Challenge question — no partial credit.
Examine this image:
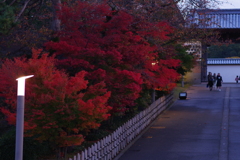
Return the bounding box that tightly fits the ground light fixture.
[179,92,187,100]
[15,75,34,160]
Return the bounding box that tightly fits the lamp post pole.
[15,75,34,160]
[151,62,156,103]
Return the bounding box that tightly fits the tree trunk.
[151,89,155,103]
[201,43,208,82]
[51,0,61,32]
[181,74,184,87]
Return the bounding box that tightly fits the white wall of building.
[207,65,240,83]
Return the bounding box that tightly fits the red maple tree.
[0,49,112,148]
[45,1,180,114]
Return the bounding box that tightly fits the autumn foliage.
[45,1,180,113]
[0,49,111,147]
[0,1,184,155]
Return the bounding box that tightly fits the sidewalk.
[116,83,240,160]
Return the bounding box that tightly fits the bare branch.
[14,0,31,23]
[9,0,17,6]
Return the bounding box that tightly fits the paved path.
[117,83,240,160]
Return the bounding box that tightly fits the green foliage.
[174,44,196,75]
[85,129,111,142]
[135,90,152,111]
[0,4,16,34]
[207,44,240,58]
[0,128,51,160]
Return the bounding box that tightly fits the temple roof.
[190,9,240,29]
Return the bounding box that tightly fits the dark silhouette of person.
[207,72,214,91]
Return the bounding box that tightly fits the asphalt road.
[116,83,240,160]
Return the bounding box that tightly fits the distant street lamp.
[151,62,156,103]
[15,75,34,160]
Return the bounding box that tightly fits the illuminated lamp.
[179,92,187,100]
[15,75,34,160]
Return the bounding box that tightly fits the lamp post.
[151,62,156,103]
[15,75,34,160]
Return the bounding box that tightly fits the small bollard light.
[179,92,187,100]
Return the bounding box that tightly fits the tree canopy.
[45,1,181,114]
[208,44,240,58]
[0,48,112,149]
[0,0,226,159]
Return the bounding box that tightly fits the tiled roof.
[190,9,240,29]
[208,58,240,64]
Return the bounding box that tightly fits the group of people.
[207,72,223,91]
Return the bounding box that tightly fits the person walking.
[216,73,223,91]
[235,76,239,83]
[213,73,217,89]
[207,72,214,91]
